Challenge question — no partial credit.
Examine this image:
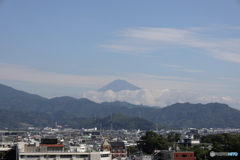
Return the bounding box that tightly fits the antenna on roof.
[168,146,172,151]
[176,146,180,151]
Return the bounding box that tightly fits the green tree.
[167,132,180,142]
[189,145,209,160]
[127,146,138,156]
[167,132,175,142]
[201,133,240,160]
[194,133,200,139]
[138,131,167,154]
[174,133,181,142]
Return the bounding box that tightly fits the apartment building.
[17,138,111,160]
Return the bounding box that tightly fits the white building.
[17,141,111,160]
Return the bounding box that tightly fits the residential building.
[109,142,127,159]
[153,150,196,160]
[18,138,111,160]
[179,138,200,147]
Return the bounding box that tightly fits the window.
[44,155,56,158]
[26,155,40,158]
[101,154,109,157]
[76,155,88,158]
[20,155,26,158]
[182,154,187,157]
[60,155,72,158]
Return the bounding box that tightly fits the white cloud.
[101,27,240,64]
[80,89,240,110]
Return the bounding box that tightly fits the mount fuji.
[98,79,141,92]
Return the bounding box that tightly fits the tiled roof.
[109,142,125,147]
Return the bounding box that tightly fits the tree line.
[137,131,240,160]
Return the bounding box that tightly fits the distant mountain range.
[98,79,141,92]
[1,83,240,129]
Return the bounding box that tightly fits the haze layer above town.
[0,1,240,109]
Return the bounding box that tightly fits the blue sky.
[0,1,240,108]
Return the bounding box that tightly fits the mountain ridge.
[1,83,240,128]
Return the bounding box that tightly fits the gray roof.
[109,142,125,148]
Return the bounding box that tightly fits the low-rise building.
[18,138,111,160]
[179,138,200,147]
[109,142,127,159]
[153,150,196,160]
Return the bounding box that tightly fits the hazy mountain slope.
[0,84,48,111]
[0,84,46,100]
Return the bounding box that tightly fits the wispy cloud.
[176,69,203,73]
[0,63,120,88]
[210,24,240,31]
[99,44,153,55]
[126,73,230,93]
[160,63,183,68]
[0,63,230,94]
[159,63,203,73]
[218,77,240,82]
[100,27,240,64]
[0,63,198,89]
